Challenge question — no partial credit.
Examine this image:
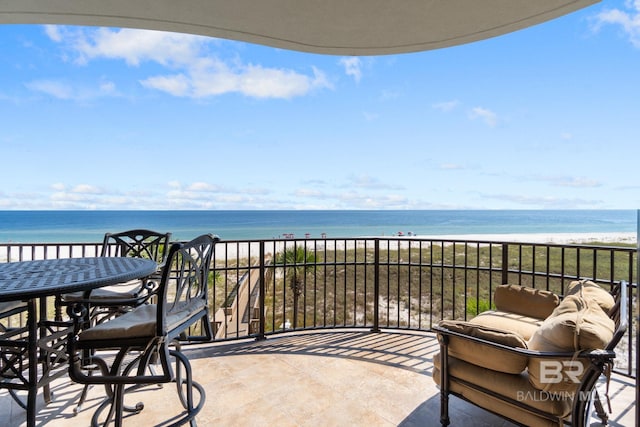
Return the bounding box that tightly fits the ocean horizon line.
[1,231,637,264]
[0,210,637,244]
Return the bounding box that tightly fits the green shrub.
[466,298,494,317]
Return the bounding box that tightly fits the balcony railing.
[1,237,637,378]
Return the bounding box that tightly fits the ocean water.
[0,210,636,243]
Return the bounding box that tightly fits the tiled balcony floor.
[1,330,636,426]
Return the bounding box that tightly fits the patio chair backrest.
[156,233,218,339]
[100,229,171,265]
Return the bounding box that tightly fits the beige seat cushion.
[470,310,543,341]
[433,354,571,425]
[528,355,587,393]
[62,279,142,301]
[494,284,559,319]
[566,280,615,313]
[79,304,157,340]
[437,320,528,374]
[79,300,206,341]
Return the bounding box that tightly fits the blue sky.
[1,1,639,210]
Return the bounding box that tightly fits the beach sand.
[415,232,637,245]
[1,232,636,262]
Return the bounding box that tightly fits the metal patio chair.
[56,229,172,414]
[57,229,171,326]
[0,300,36,411]
[67,234,218,426]
[0,299,71,426]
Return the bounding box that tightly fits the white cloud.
[593,1,640,48]
[432,100,460,112]
[44,25,63,42]
[346,174,403,190]
[294,188,326,198]
[484,193,602,209]
[187,182,223,192]
[50,183,66,191]
[46,26,332,99]
[245,65,330,98]
[469,107,498,127]
[71,184,104,194]
[521,174,602,189]
[140,74,191,96]
[66,27,207,66]
[549,176,601,188]
[26,78,118,100]
[25,80,73,99]
[336,191,408,209]
[339,57,363,83]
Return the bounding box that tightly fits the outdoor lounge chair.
[433,279,628,427]
[67,233,218,426]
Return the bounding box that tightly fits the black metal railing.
[1,237,637,378]
[210,237,637,379]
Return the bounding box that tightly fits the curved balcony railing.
[1,237,637,379]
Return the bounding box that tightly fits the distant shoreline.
[1,209,636,243]
[1,232,636,262]
[410,232,637,245]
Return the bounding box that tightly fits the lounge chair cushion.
[494,284,559,319]
[527,292,615,392]
[527,355,589,393]
[528,294,614,352]
[566,280,615,313]
[437,320,528,374]
[469,310,543,341]
[433,355,571,425]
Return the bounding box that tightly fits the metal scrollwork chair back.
[57,229,171,326]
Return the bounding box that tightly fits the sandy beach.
[415,232,637,245]
[199,232,639,260]
[0,232,636,262]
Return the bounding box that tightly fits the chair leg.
[74,383,92,415]
[73,357,112,415]
[26,387,37,427]
[593,390,609,425]
[439,342,451,426]
[170,349,205,425]
[89,382,145,427]
[180,314,214,342]
[113,384,125,427]
[27,299,38,427]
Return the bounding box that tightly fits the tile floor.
[1,330,636,426]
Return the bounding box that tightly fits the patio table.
[0,257,158,427]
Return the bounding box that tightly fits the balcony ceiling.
[0,0,598,55]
